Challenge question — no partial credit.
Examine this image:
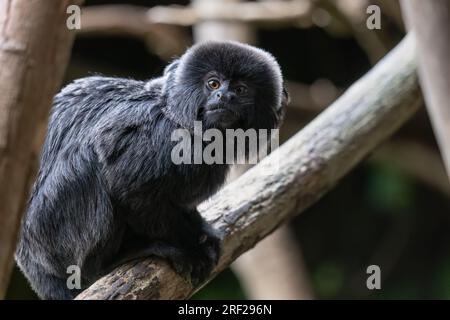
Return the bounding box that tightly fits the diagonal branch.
[76,35,421,300]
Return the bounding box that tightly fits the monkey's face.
[199,71,255,129]
[164,41,287,132]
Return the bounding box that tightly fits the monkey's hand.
[152,232,220,286]
[110,233,220,287]
[164,208,221,286]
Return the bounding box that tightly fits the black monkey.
[15,41,287,300]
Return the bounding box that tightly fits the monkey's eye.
[235,85,248,95]
[207,79,221,90]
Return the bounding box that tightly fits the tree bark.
[400,0,450,180]
[76,34,421,300]
[0,0,83,298]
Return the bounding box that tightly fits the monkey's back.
[15,76,164,297]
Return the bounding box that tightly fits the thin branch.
[373,0,404,30]
[76,35,420,300]
[371,141,450,197]
[150,0,312,27]
[79,1,311,31]
[315,0,388,63]
[80,5,151,38]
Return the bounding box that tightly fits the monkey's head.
[162,41,288,132]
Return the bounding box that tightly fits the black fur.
[15,41,286,299]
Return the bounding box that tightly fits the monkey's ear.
[280,86,291,114]
[281,86,290,109]
[274,86,289,122]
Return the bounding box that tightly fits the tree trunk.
[400,0,450,180]
[0,0,83,298]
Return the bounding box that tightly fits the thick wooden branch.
[400,0,450,180]
[77,35,421,300]
[0,0,83,298]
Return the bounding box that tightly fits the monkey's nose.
[216,91,236,103]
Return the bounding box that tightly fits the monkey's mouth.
[201,105,240,128]
[206,104,239,117]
